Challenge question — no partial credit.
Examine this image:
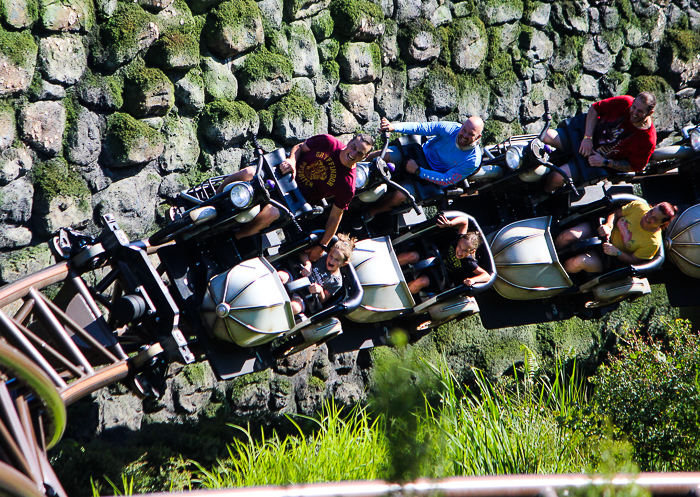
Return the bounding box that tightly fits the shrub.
[589,320,700,471]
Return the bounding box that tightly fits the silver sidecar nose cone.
[215,303,231,318]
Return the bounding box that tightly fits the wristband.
[616,250,622,257]
[583,135,593,140]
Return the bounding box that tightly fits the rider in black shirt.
[397,214,489,294]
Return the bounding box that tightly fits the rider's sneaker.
[168,206,182,222]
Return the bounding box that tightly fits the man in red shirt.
[543,92,657,192]
[219,133,373,261]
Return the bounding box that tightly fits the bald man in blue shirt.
[363,116,484,218]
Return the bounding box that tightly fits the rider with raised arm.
[218,133,373,259]
[361,116,484,219]
[555,200,676,274]
[543,92,657,192]
[397,213,490,294]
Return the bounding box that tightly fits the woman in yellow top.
[555,200,677,273]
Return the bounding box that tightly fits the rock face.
[0,0,697,446]
[0,0,692,259]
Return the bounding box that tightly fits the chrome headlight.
[691,127,700,152]
[505,146,523,171]
[229,182,254,208]
[355,163,369,189]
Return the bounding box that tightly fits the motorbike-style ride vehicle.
[147,137,366,378]
[472,190,664,329]
[330,211,496,352]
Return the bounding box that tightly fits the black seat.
[262,148,315,218]
[393,137,445,204]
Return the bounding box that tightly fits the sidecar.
[477,192,665,329]
[335,211,496,351]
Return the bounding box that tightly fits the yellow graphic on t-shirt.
[299,157,337,187]
[304,160,328,181]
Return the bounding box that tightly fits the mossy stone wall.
[0,0,699,443]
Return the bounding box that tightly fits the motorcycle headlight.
[229,182,254,208]
[691,127,700,152]
[355,163,368,190]
[505,146,523,171]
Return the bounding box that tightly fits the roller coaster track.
[0,240,699,496]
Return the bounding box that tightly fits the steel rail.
[144,474,700,497]
[60,360,130,406]
[0,262,70,309]
[0,461,46,497]
[0,342,67,450]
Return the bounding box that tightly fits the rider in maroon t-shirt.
[218,133,373,261]
[543,92,657,192]
[294,134,357,210]
[280,133,373,261]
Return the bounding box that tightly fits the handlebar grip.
[543,100,550,114]
[251,134,262,152]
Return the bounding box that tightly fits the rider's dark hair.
[656,202,678,229]
[637,91,657,112]
[354,133,375,149]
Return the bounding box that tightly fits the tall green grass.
[192,351,618,490]
[194,402,387,488]
[87,351,644,494]
[428,353,594,475]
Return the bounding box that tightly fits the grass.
[431,352,593,476]
[188,352,628,490]
[80,314,700,495]
[194,403,387,488]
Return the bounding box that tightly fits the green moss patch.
[106,112,163,161]
[329,0,382,38]
[147,21,200,69]
[100,3,153,52]
[270,86,320,124]
[124,65,171,95]
[199,99,259,141]
[629,75,673,96]
[77,68,124,110]
[239,47,293,83]
[318,38,340,61]
[203,0,261,47]
[311,10,334,40]
[398,18,439,53]
[33,157,90,207]
[666,29,700,63]
[0,28,38,67]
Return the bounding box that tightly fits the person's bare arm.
[464,265,490,286]
[279,142,311,177]
[579,107,599,157]
[298,251,312,276]
[602,243,643,265]
[307,205,344,261]
[598,208,621,239]
[436,213,470,234]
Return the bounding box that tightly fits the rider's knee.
[397,251,420,266]
[261,204,280,223]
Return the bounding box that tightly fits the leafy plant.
[588,320,700,471]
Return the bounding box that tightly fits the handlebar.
[252,134,265,178]
[537,99,552,142]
